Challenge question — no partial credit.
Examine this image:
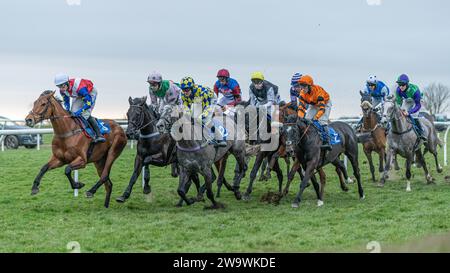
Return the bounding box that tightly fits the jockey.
[293,75,332,150]
[249,71,280,121]
[147,71,182,116]
[213,69,242,108]
[180,76,227,147]
[288,72,303,110]
[395,74,427,141]
[355,75,390,131]
[54,73,105,143]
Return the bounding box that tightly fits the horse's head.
[156,104,181,134]
[25,90,58,127]
[126,96,150,139]
[385,95,400,121]
[359,90,373,114]
[282,114,300,152]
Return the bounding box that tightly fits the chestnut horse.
[25,91,127,208]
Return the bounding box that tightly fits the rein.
[176,141,209,152]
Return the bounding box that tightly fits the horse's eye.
[41,103,46,106]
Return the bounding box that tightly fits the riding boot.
[320,125,332,151]
[88,116,106,143]
[414,118,427,142]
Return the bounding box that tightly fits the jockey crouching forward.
[249,71,280,119]
[293,75,332,151]
[180,76,227,148]
[54,73,105,143]
[395,74,427,141]
[147,71,182,117]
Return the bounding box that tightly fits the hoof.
[291,202,299,208]
[438,168,443,174]
[360,195,366,200]
[85,191,94,198]
[406,187,411,192]
[346,178,354,184]
[234,191,242,200]
[115,196,127,203]
[341,186,349,192]
[377,182,385,188]
[242,194,251,201]
[143,187,151,195]
[31,188,39,195]
[205,202,225,210]
[317,200,324,207]
[74,182,85,190]
[186,198,196,206]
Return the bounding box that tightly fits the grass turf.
[0,134,449,252]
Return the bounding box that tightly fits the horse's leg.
[284,156,291,178]
[231,150,246,200]
[271,159,283,194]
[310,173,323,207]
[192,173,204,202]
[244,152,267,200]
[345,150,365,200]
[416,149,433,185]
[86,157,106,198]
[116,155,143,203]
[258,157,269,181]
[142,164,151,194]
[283,159,301,196]
[405,156,413,192]
[332,160,349,192]
[318,168,326,200]
[394,153,400,171]
[31,156,64,195]
[176,170,196,206]
[292,162,316,208]
[364,149,376,182]
[215,157,229,198]
[378,148,385,176]
[204,167,225,209]
[430,147,443,173]
[64,157,87,190]
[380,148,394,187]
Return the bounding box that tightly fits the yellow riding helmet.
[251,71,265,81]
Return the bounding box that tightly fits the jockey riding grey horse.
[380,96,442,191]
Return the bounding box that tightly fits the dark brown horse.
[358,91,387,182]
[25,91,127,208]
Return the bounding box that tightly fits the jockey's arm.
[313,96,327,120]
[60,92,71,111]
[395,92,403,106]
[232,84,242,105]
[78,88,93,111]
[409,91,422,114]
[381,85,390,97]
[297,97,308,118]
[148,88,158,105]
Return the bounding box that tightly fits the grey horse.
[157,105,247,208]
[380,98,443,191]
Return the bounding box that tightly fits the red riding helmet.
[217,69,230,78]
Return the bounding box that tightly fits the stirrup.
[94,136,106,143]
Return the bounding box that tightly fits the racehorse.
[157,105,247,208]
[283,116,365,207]
[25,90,127,208]
[278,104,354,198]
[380,97,442,191]
[358,91,387,182]
[116,97,202,206]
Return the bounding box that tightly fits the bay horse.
[358,91,387,182]
[25,90,127,208]
[283,117,365,208]
[380,97,442,191]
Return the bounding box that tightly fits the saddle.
[73,117,111,140]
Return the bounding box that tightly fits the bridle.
[387,103,414,135]
[29,95,72,123]
[128,104,158,132]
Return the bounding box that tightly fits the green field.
[0,134,449,253]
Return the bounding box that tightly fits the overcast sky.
[1,0,449,120]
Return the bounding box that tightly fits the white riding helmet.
[54,73,69,86]
[366,75,377,85]
[147,71,162,83]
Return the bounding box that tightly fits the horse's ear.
[129,96,132,105]
[51,90,56,96]
[141,96,147,105]
[359,90,364,97]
